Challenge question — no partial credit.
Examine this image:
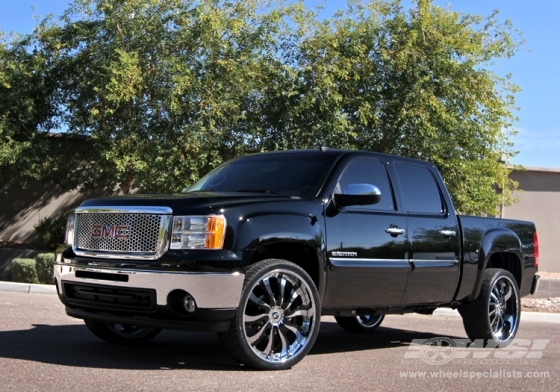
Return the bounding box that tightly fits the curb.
[432,307,560,323]
[0,281,57,294]
[533,278,560,299]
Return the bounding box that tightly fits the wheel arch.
[468,228,524,302]
[249,240,326,302]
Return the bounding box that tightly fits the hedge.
[11,258,39,284]
[10,253,55,284]
[35,253,55,284]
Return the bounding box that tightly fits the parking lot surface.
[0,292,558,391]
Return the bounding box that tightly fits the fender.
[234,210,328,301]
[468,228,524,302]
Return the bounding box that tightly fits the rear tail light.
[533,231,539,269]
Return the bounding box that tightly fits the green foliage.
[10,258,39,284]
[35,253,55,284]
[280,0,522,215]
[7,0,305,195]
[0,0,523,215]
[9,255,54,284]
[34,214,67,249]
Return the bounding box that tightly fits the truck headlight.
[65,214,76,246]
[170,215,226,250]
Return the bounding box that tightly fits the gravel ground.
[522,297,560,313]
[537,271,560,279]
[521,272,560,313]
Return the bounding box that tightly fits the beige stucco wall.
[0,180,89,243]
[504,168,560,272]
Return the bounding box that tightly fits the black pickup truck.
[55,149,539,370]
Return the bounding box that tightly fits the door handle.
[385,227,405,236]
[440,229,457,237]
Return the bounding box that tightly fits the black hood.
[78,191,298,213]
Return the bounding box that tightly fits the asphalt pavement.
[1,291,558,391]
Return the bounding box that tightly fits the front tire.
[84,319,162,345]
[335,313,384,333]
[218,259,321,370]
[460,268,520,346]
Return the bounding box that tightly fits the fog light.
[183,294,196,313]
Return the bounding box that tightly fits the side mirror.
[334,184,382,207]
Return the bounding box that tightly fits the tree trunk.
[121,171,134,195]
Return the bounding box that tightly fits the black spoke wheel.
[218,259,321,370]
[85,319,162,345]
[335,313,384,333]
[460,268,520,346]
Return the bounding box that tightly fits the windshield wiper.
[237,189,279,195]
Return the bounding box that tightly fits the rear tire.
[460,268,520,346]
[335,313,384,333]
[84,319,161,345]
[218,259,321,370]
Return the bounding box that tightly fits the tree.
[0,30,56,184]
[276,0,522,215]
[0,0,522,215]
[13,0,301,194]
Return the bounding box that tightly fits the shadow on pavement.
[311,320,465,356]
[0,319,465,371]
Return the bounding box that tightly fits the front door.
[323,158,410,308]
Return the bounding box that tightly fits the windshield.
[188,152,337,198]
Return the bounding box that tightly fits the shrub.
[11,258,39,284]
[35,253,55,284]
[34,214,68,249]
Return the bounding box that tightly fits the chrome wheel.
[460,268,520,346]
[335,312,384,333]
[488,275,519,342]
[219,259,320,370]
[356,314,384,329]
[243,269,316,363]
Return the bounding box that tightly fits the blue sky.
[2,0,559,168]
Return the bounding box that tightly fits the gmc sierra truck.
[55,149,539,370]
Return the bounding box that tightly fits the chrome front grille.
[77,213,161,252]
[73,206,172,260]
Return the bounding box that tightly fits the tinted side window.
[338,158,395,211]
[395,163,443,214]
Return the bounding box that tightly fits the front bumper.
[54,263,245,331]
[54,263,244,309]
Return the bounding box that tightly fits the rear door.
[393,162,461,304]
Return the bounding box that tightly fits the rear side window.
[395,163,444,214]
[337,158,395,211]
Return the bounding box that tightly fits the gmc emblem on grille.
[91,225,130,239]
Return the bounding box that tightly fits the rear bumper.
[531,274,540,295]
